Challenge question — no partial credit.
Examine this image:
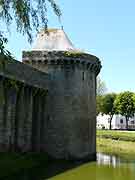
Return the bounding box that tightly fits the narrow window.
[82,72,85,81]
[120,119,123,124]
[131,121,134,124]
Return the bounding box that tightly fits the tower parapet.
[23,51,101,76]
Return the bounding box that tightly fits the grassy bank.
[97,138,135,159]
[97,130,135,142]
[0,152,49,178]
[97,130,135,159]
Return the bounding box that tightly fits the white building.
[97,114,135,129]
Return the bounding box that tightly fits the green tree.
[98,93,117,130]
[0,33,15,61]
[0,0,61,58]
[114,91,135,129]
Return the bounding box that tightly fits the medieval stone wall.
[0,59,49,152]
[0,50,101,161]
[43,65,97,160]
[23,51,101,160]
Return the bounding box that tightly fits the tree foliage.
[100,93,116,115]
[0,0,61,59]
[98,93,117,129]
[0,0,61,42]
[0,33,14,60]
[114,91,135,129]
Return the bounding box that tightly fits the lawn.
[97,130,135,159]
[97,130,135,142]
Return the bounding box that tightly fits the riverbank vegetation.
[97,130,135,142]
[97,130,135,159]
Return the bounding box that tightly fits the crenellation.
[23,51,101,75]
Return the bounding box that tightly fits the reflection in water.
[97,153,121,167]
[4,153,135,180]
[51,154,135,180]
[97,153,135,171]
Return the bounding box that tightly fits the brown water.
[5,153,135,180]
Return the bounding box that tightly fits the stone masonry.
[0,59,49,152]
[0,29,101,161]
[22,28,101,161]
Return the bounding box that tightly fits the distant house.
[97,114,135,130]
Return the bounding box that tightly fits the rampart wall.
[0,59,49,152]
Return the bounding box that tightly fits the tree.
[0,33,15,61]
[96,76,107,115]
[98,93,117,130]
[96,76,107,96]
[0,0,61,58]
[114,91,135,129]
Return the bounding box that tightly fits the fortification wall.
[0,59,49,152]
[23,51,101,160]
[44,65,97,160]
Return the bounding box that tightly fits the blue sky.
[3,0,135,93]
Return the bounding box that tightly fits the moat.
[5,152,135,180]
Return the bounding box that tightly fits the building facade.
[97,114,135,130]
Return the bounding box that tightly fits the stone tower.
[22,29,101,160]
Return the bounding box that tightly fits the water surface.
[5,153,135,180]
[50,153,135,180]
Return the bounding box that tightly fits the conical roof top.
[33,28,77,51]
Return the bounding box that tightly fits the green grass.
[97,130,135,159]
[97,138,135,159]
[97,130,135,142]
[0,152,49,178]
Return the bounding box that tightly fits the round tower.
[22,29,101,160]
